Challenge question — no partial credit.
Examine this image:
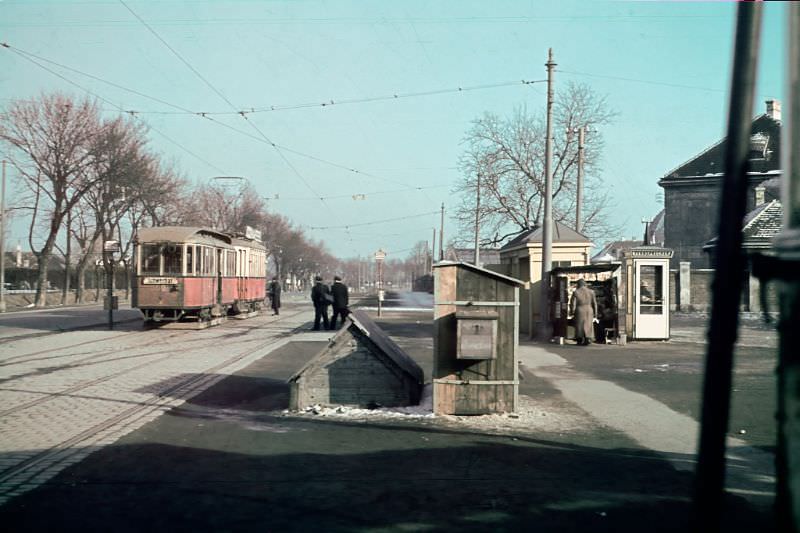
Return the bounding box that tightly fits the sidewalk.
[518,343,775,504]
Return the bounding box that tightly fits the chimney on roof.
[754,185,766,207]
[766,99,781,121]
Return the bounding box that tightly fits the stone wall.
[669,264,779,313]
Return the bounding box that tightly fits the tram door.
[634,261,669,339]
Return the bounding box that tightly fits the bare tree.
[453,82,619,248]
[0,93,105,306]
[179,181,266,233]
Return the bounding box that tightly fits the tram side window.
[163,245,182,274]
[200,247,210,276]
[227,251,235,276]
[186,245,194,276]
[141,244,161,275]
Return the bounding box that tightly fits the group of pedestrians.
[266,275,350,331]
[311,275,349,330]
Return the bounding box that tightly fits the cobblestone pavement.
[0,305,310,505]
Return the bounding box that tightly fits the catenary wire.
[307,211,439,230]
[117,1,357,248]
[1,44,230,175]
[0,42,442,193]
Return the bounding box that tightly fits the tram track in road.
[1,304,307,367]
[0,309,308,415]
[0,309,308,503]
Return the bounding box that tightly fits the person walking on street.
[569,279,598,346]
[329,275,349,329]
[268,276,281,315]
[311,275,331,330]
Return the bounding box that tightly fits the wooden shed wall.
[434,265,519,415]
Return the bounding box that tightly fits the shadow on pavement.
[2,360,775,532]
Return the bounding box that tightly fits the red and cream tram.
[132,226,266,323]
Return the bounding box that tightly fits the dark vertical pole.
[474,173,481,266]
[0,160,6,313]
[776,5,800,531]
[576,126,585,233]
[106,250,114,330]
[693,3,762,530]
[538,48,556,340]
[439,204,445,261]
[431,228,436,270]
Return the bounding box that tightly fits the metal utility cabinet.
[433,261,525,415]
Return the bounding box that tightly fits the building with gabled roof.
[497,221,592,337]
[658,100,782,268]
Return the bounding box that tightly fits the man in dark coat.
[569,279,598,346]
[310,275,331,330]
[268,276,281,315]
[329,275,349,329]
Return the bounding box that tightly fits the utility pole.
[576,126,585,233]
[474,173,481,267]
[439,203,445,261]
[537,48,556,340]
[0,160,6,313]
[431,228,436,271]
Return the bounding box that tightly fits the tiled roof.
[704,200,783,251]
[449,248,501,265]
[500,221,590,250]
[742,200,783,242]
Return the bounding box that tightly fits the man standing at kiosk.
[570,279,598,346]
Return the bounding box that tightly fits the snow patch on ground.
[281,384,594,436]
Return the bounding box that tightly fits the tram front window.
[141,244,161,275]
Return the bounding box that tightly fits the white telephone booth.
[621,246,673,340]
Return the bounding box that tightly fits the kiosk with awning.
[549,263,622,343]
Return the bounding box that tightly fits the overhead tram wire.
[86,79,545,116]
[2,43,438,206]
[307,211,440,231]
[117,0,358,249]
[0,41,511,197]
[277,184,448,201]
[1,43,230,176]
[0,44,545,116]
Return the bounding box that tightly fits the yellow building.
[498,222,592,337]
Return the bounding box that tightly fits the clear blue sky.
[0,0,787,260]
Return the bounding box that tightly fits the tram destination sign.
[143,277,179,285]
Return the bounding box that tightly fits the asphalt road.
[0,292,781,531]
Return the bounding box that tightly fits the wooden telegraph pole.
[537,48,556,340]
